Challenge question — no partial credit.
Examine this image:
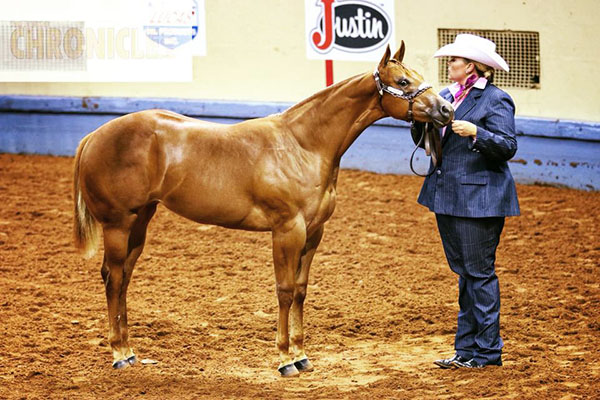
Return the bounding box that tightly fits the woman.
[418,34,520,368]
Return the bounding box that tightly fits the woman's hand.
[452,120,477,138]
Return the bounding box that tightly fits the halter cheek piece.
[372,68,432,122]
[373,68,439,177]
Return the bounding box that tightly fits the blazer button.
[436,169,442,175]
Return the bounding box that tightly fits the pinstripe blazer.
[417,82,520,217]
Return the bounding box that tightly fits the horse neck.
[282,72,386,164]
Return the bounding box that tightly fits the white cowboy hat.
[433,34,509,72]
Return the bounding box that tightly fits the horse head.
[374,41,454,128]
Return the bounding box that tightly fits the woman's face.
[447,57,474,84]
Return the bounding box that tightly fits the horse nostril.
[439,104,454,122]
[440,104,451,117]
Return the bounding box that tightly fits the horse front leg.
[289,225,324,373]
[272,216,306,377]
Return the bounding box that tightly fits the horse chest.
[310,186,337,227]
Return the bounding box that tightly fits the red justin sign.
[305,0,395,61]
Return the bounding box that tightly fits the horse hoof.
[127,355,137,365]
[112,359,130,369]
[278,363,300,377]
[294,357,314,372]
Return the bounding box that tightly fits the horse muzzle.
[429,98,454,128]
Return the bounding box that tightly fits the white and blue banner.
[0,0,206,82]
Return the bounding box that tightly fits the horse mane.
[282,73,369,118]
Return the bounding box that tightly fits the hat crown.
[455,34,496,53]
[433,33,509,71]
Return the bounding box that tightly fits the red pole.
[325,59,334,87]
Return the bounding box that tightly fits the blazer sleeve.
[469,90,518,162]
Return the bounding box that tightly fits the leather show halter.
[373,68,440,177]
[373,68,432,123]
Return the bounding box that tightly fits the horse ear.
[393,40,406,62]
[378,45,391,69]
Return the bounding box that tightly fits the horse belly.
[159,167,270,230]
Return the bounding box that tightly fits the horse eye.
[398,79,409,87]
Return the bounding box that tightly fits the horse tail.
[73,133,99,259]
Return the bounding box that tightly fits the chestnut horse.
[73,43,453,377]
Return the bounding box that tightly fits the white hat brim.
[434,42,509,72]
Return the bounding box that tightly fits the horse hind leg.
[117,203,157,367]
[101,224,131,369]
[101,203,157,369]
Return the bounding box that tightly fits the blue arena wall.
[0,95,599,191]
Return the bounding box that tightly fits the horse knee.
[294,285,307,304]
[277,286,294,308]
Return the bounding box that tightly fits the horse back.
[80,109,323,230]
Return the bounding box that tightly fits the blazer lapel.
[441,86,484,146]
[454,87,483,120]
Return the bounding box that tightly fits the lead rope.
[409,123,437,177]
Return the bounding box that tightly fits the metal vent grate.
[437,29,540,89]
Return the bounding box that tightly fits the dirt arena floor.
[0,153,598,399]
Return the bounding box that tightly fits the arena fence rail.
[0,95,598,191]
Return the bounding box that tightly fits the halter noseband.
[372,68,432,122]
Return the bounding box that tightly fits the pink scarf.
[454,73,479,102]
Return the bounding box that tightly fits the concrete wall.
[0,0,599,122]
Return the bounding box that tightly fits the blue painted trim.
[0,95,415,128]
[2,95,600,141]
[0,95,293,120]
[1,95,599,191]
[515,116,600,142]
